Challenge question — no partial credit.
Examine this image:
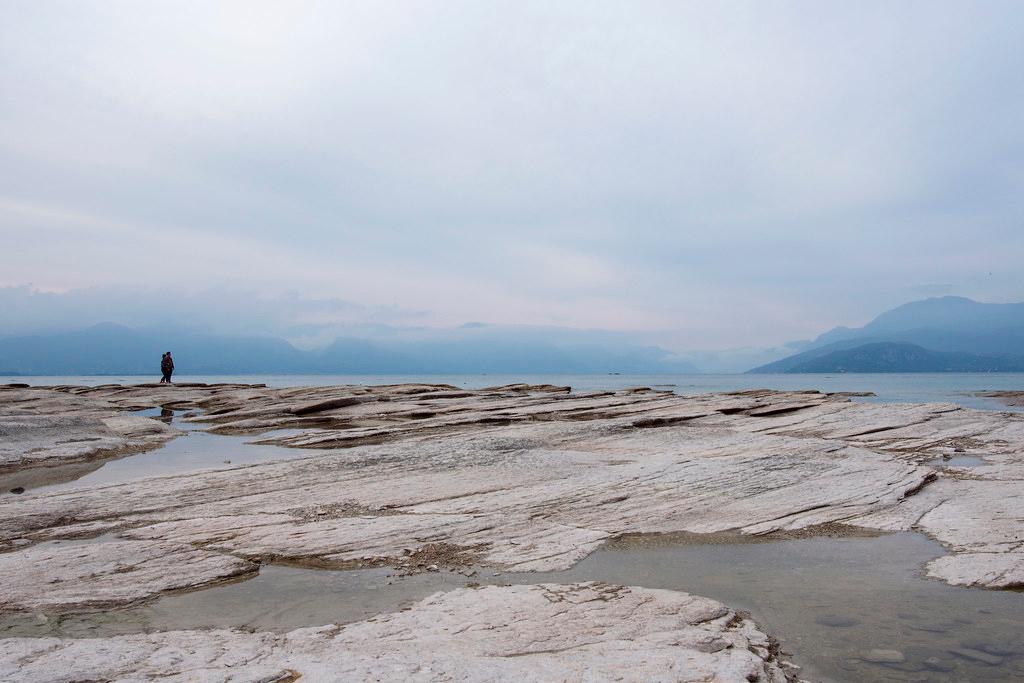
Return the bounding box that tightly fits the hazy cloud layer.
[0,285,426,348]
[2,1,1022,350]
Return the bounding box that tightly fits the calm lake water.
[4,372,1024,410]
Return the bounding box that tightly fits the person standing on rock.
[160,352,174,384]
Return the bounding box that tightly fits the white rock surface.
[926,552,1024,588]
[2,383,1023,613]
[5,382,1024,682]
[0,583,799,682]
[0,387,179,469]
[0,539,257,613]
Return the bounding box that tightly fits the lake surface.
[4,373,1024,411]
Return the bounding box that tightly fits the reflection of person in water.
[160,352,174,384]
[159,407,174,424]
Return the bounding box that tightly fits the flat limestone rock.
[0,539,257,613]
[0,583,799,682]
[926,552,1024,589]
[7,382,1024,682]
[3,383,1024,602]
[101,415,177,439]
[978,391,1024,407]
[0,420,930,584]
[289,395,375,415]
[0,388,179,470]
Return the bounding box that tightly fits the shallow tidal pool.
[527,531,1024,682]
[0,409,312,495]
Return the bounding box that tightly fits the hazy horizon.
[3,2,1023,356]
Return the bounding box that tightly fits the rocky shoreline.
[2,382,1023,681]
[978,390,1024,407]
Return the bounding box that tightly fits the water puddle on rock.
[2,410,315,495]
[4,532,1023,682]
[0,564,471,639]
[522,532,1024,682]
[927,454,987,468]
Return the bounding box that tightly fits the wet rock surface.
[978,390,1024,407]
[2,383,1022,595]
[0,539,257,613]
[6,531,1022,682]
[2,382,1024,680]
[948,646,1005,665]
[0,387,182,497]
[815,614,860,628]
[861,648,905,664]
[0,583,799,682]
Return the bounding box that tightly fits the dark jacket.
[161,355,174,373]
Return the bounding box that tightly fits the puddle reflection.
[3,410,320,495]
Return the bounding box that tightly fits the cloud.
[910,284,955,298]
[1,1,1022,350]
[0,285,426,347]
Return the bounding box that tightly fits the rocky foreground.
[1,583,796,682]
[2,381,1023,681]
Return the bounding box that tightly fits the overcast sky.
[1,1,1022,350]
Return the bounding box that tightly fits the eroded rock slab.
[978,391,1024,407]
[926,552,1024,589]
[0,583,799,682]
[0,539,257,613]
[1,383,1023,613]
[0,387,180,470]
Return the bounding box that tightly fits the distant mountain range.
[753,341,1024,373]
[749,297,1024,373]
[4,296,1022,376]
[0,323,697,376]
